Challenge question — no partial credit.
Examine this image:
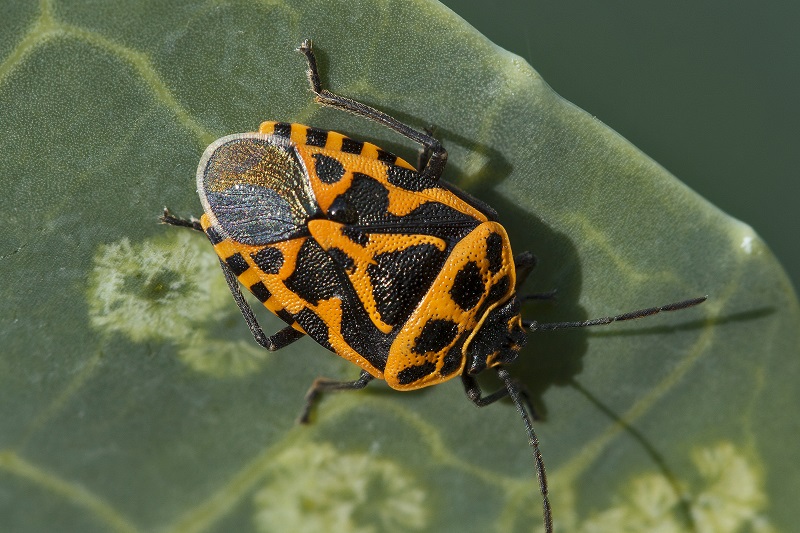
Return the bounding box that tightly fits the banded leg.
[218,258,305,351]
[297,39,448,181]
[299,370,375,424]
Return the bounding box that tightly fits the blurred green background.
[441,0,799,292]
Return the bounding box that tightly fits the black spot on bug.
[284,239,340,305]
[268,236,391,371]
[441,334,467,377]
[412,319,459,355]
[397,361,437,385]
[342,226,369,246]
[340,296,391,372]
[386,165,437,192]
[312,153,345,184]
[249,281,271,302]
[306,127,328,147]
[367,244,447,327]
[327,247,355,274]
[465,297,526,375]
[486,232,504,274]
[276,308,295,324]
[294,308,332,350]
[250,246,284,275]
[376,149,398,165]
[450,261,485,311]
[225,253,249,276]
[206,225,224,245]
[473,275,513,323]
[340,137,364,154]
[338,173,390,220]
[272,122,291,138]
[487,275,510,304]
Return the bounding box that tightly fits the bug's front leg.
[461,373,510,407]
[461,372,542,420]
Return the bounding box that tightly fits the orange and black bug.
[162,39,706,532]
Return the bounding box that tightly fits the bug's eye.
[327,196,358,224]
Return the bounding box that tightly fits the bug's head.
[465,296,527,375]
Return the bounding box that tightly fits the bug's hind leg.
[416,126,437,171]
[297,39,448,181]
[160,208,203,233]
[298,370,375,424]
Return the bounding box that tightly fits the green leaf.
[1,1,798,532]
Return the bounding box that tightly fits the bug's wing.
[197,133,320,246]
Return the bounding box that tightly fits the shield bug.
[162,39,706,533]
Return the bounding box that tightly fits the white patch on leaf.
[578,442,774,533]
[740,235,754,254]
[575,442,773,533]
[253,442,428,533]
[87,232,266,377]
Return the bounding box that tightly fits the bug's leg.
[160,208,204,233]
[461,373,541,419]
[514,251,537,289]
[416,126,436,171]
[218,259,306,351]
[297,39,448,181]
[461,373,511,407]
[523,289,558,302]
[298,370,375,424]
[514,251,558,301]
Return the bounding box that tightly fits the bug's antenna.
[497,367,553,533]
[523,296,707,331]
